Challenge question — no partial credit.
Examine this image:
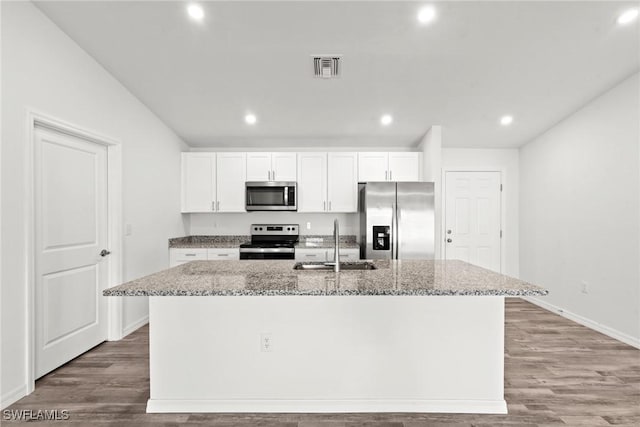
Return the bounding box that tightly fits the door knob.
[447,229,452,234]
[446,239,452,243]
[100,249,111,257]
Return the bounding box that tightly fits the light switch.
[306,222,311,230]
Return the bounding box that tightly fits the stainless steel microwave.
[245,182,297,211]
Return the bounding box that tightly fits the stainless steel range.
[239,224,299,260]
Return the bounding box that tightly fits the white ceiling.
[35,1,639,148]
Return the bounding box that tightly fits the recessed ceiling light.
[187,4,204,21]
[380,114,393,126]
[417,6,437,24]
[617,8,639,25]
[245,114,257,125]
[500,115,514,126]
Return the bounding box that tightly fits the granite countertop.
[169,235,360,249]
[103,259,548,297]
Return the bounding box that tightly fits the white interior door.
[444,171,501,272]
[34,127,109,378]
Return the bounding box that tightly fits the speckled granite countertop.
[169,235,360,249]
[103,259,547,297]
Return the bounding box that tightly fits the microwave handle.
[284,186,288,206]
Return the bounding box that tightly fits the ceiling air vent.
[312,55,342,78]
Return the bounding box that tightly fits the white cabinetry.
[297,152,327,212]
[246,152,296,181]
[181,153,216,212]
[170,248,240,267]
[295,247,360,262]
[357,152,420,182]
[182,152,246,213]
[216,152,246,212]
[327,152,358,212]
[297,152,358,213]
[295,248,328,261]
[207,248,240,260]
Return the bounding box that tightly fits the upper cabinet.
[297,152,327,212]
[181,152,246,213]
[246,152,296,181]
[298,152,358,213]
[357,152,420,182]
[327,152,358,212]
[216,152,247,212]
[181,153,216,212]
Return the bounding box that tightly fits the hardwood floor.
[5,299,639,426]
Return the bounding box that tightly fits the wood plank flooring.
[5,299,639,426]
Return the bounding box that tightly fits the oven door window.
[247,187,285,206]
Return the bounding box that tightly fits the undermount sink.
[293,261,377,271]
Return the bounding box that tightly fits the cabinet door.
[297,152,327,212]
[246,152,271,181]
[388,152,420,182]
[327,152,358,213]
[272,152,297,181]
[182,153,216,212]
[216,152,247,212]
[358,152,388,182]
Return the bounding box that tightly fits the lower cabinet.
[169,248,239,267]
[295,248,360,262]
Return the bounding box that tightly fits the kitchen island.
[104,259,547,414]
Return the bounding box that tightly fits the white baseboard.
[525,297,640,349]
[1,384,27,410]
[146,399,508,414]
[122,315,149,338]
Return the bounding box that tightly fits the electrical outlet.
[260,333,273,352]
[306,222,311,230]
[581,281,589,294]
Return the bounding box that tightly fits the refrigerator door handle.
[395,205,400,259]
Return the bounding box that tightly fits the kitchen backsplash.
[188,212,359,236]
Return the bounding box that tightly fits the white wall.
[520,73,640,347]
[1,2,188,407]
[420,126,443,258]
[190,213,358,237]
[442,148,520,277]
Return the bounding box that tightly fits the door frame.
[441,167,505,273]
[24,109,124,394]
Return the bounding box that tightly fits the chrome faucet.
[333,218,340,272]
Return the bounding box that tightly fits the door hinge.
[500,230,503,238]
[500,184,503,191]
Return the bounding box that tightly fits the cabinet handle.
[390,171,393,180]
[329,201,332,211]
[268,171,271,180]
[273,170,276,180]
[323,201,326,211]
[185,253,197,257]
[305,254,316,257]
[212,201,215,211]
[217,253,229,257]
[217,201,220,211]
[385,170,388,180]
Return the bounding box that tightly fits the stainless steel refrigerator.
[359,182,435,260]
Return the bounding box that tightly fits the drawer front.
[169,248,207,267]
[338,249,360,260]
[295,249,327,261]
[207,248,240,260]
